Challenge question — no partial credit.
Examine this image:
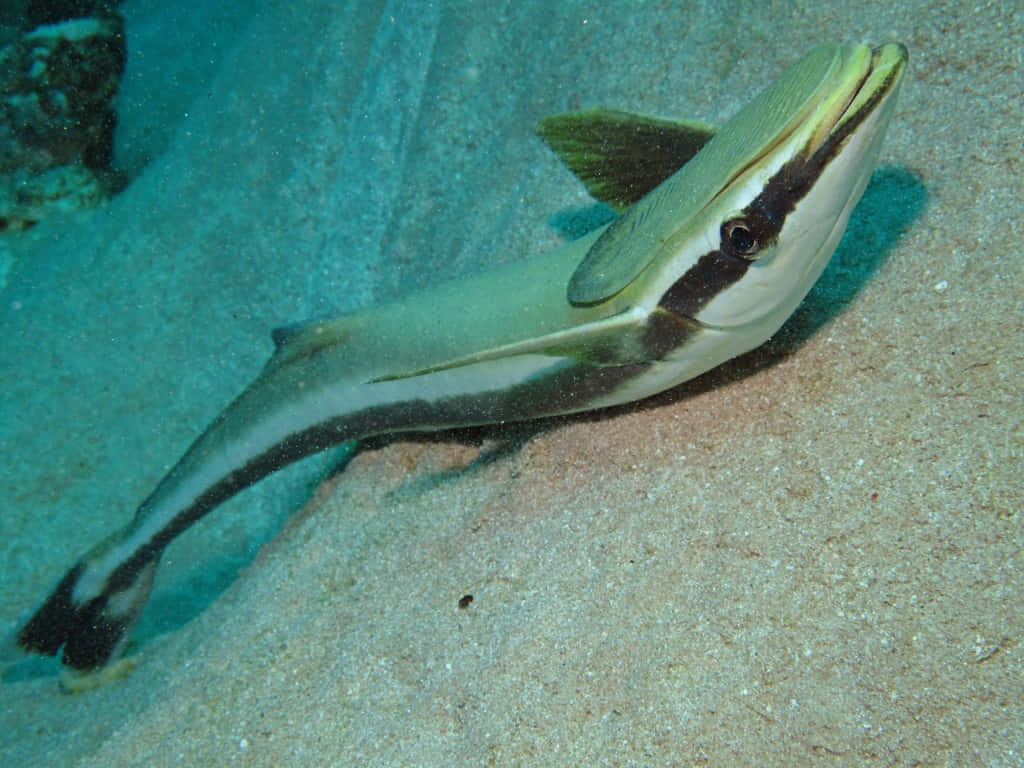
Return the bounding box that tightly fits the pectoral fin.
[536,108,715,210]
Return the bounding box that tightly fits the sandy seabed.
[1,1,1020,766]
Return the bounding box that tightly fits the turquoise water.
[1,2,1020,766]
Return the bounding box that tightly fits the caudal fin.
[16,535,159,671]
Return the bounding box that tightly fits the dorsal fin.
[536,108,716,211]
[270,320,319,351]
[266,315,362,371]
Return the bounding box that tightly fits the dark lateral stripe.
[658,249,750,319]
[103,358,650,597]
[641,307,703,360]
[25,357,647,667]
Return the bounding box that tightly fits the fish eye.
[722,218,759,258]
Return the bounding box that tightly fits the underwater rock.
[0,164,105,231]
[23,1,123,27]
[0,11,125,230]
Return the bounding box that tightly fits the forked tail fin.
[15,532,159,671]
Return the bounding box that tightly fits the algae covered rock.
[0,9,125,230]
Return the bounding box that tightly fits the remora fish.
[14,42,907,677]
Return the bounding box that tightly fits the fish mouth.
[871,42,909,85]
[710,42,908,215]
[779,42,906,231]
[813,42,908,159]
[852,42,907,122]
[866,42,909,112]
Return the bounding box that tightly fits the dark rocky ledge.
[1,3,125,231]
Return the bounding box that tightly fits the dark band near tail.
[17,559,156,670]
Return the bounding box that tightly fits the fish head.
[670,42,909,334]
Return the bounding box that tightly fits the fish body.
[13,42,907,678]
